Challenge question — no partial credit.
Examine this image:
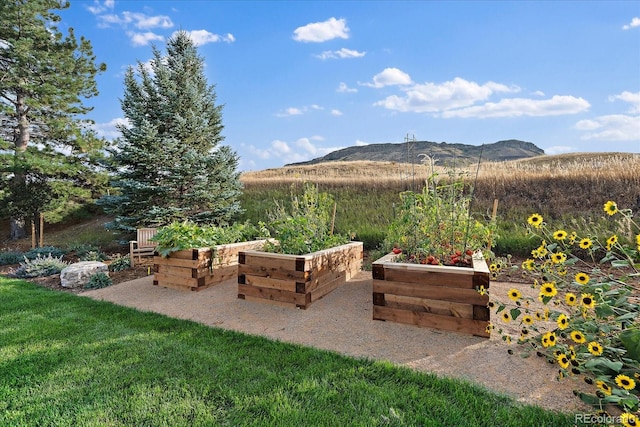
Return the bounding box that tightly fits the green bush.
[84,272,113,289]
[14,254,69,278]
[108,256,131,272]
[24,246,65,260]
[0,251,24,266]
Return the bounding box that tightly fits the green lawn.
[0,277,577,426]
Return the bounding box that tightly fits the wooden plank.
[304,270,345,293]
[154,264,210,279]
[384,294,474,319]
[309,272,345,303]
[167,248,211,260]
[382,268,475,289]
[373,279,488,306]
[373,305,489,338]
[153,256,209,269]
[237,262,308,281]
[154,265,237,288]
[241,275,298,292]
[238,283,309,306]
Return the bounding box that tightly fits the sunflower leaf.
[510,308,521,320]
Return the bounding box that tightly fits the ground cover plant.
[489,201,639,423]
[0,277,576,426]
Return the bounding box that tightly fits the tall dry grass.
[241,153,640,218]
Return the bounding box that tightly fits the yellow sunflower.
[603,200,618,216]
[596,380,612,396]
[539,282,557,298]
[485,323,494,334]
[579,238,593,250]
[523,315,534,325]
[615,374,636,391]
[621,412,638,427]
[556,314,569,330]
[571,330,586,344]
[565,292,577,306]
[502,312,511,323]
[575,272,590,285]
[556,354,570,369]
[550,252,567,264]
[527,213,543,228]
[553,230,568,241]
[606,234,618,250]
[568,345,576,360]
[521,259,535,270]
[508,288,521,302]
[587,341,603,356]
[477,285,486,296]
[581,293,596,309]
[542,331,557,348]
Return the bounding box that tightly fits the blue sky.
[60,1,640,171]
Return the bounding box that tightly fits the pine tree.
[0,0,108,242]
[100,31,242,232]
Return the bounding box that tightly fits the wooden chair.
[129,228,158,267]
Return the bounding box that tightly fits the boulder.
[61,261,109,289]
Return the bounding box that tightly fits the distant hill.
[286,139,545,166]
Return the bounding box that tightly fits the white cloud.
[86,0,114,15]
[609,91,640,114]
[97,11,173,30]
[176,30,235,46]
[293,17,349,43]
[544,146,575,155]
[360,68,413,88]
[622,17,640,30]
[355,140,369,146]
[374,77,519,113]
[337,82,357,93]
[442,95,590,118]
[92,117,130,140]
[315,48,366,60]
[275,105,323,117]
[575,114,640,141]
[331,109,343,116]
[245,136,342,165]
[128,31,164,47]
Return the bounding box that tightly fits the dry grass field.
[241,152,640,218]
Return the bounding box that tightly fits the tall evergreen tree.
[100,31,242,232]
[0,0,108,242]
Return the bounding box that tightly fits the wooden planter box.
[237,241,363,309]
[372,251,490,337]
[153,239,270,291]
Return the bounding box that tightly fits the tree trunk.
[10,218,26,240]
[9,92,29,240]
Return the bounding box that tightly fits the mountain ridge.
[286,139,545,166]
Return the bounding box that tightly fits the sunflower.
[527,213,543,228]
[551,252,567,264]
[539,282,557,298]
[542,331,557,348]
[553,230,568,241]
[523,315,534,325]
[596,380,612,396]
[565,292,577,306]
[587,341,603,356]
[556,314,569,330]
[568,345,576,360]
[485,323,494,334]
[615,374,636,391]
[537,246,548,258]
[581,293,596,309]
[521,259,536,270]
[579,238,593,250]
[568,232,577,245]
[606,234,618,250]
[603,200,618,216]
[571,330,586,344]
[621,412,638,427]
[502,312,511,323]
[487,301,495,309]
[636,234,640,246]
[557,354,570,369]
[508,288,521,301]
[477,285,486,296]
[575,272,589,285]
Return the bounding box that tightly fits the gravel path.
[82,271,592,414]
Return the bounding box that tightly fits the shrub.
[84,272,113,289]
[262,183,351,255]
[23,246,65,260]
[0,251,24,266]
[108,256,131,272]
[489,201,639,416]
[14,254,69,278]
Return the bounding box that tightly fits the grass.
[0,277,577,426]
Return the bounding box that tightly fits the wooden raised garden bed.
[153,239,269,291]
[372,251,490,337]
[237,241,363,309]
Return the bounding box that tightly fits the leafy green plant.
[108,255,131,272]
[383,168,496,266]
[490,201,639,417]
[14,254,69,278]
[262,183,351,255]
[0,251,24,266]
[151,220,266,257]
[84,272,113,289]
[23,246,66,260]
[68,243,106,261]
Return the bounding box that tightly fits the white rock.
[60,261,109,288]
